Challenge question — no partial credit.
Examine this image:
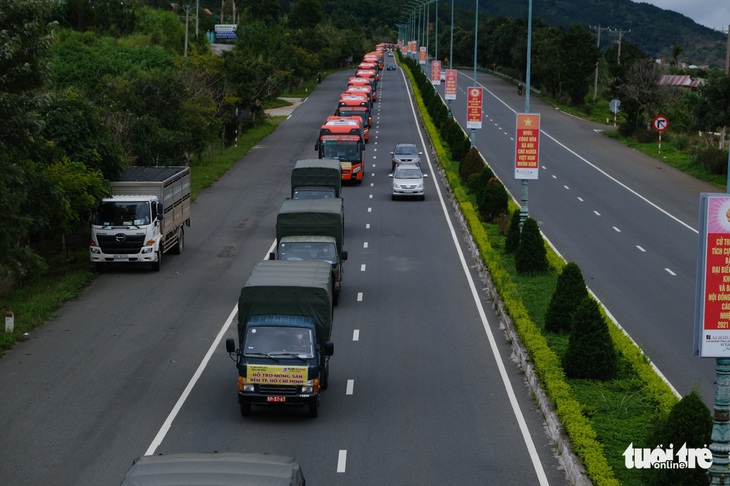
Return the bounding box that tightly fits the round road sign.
[652,115,669,132]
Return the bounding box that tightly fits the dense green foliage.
[504,209,521,253]
[515,217,548,275]
[0,0,380,291]
[564,296,618,380]
[645,390,712,486]
[460,146,483,182]
[545,262,589,333]
[476,178,509,223]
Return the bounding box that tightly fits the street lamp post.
[447,0,454,117]
[471,0,478,147]
[520,0,534,226]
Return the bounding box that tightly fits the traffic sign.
[609,99,621,114]
[652,115,669,132]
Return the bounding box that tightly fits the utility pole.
[589,25,610,101]
[725,25,729,75]
[610,27,632,65]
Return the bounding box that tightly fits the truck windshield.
[244,327,314,359]
[93,201,151,226]
[292,188,336,200]
[321,142,360,162]
[279,242,337,264]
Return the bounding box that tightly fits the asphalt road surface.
[0,66,568,484]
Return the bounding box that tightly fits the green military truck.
[290,158,342,200]
[270,198,346,304]
[225,260,334,418]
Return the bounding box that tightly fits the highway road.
[432,63,720,406]
[0,64,568,484]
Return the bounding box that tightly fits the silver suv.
[390,164,427,200]
[391,143,422,172]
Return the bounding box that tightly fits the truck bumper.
[90,249,157,264]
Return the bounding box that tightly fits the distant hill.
[463,0,727,69]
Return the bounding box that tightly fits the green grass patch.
[189,118,284,200]
[0,114,287,357]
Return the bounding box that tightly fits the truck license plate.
[114,255,128,260]
[266,396,286,403]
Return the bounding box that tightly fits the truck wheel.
[240,401,252,417]
[151,251,161,272]
[333,290,339,306]
[307,399,319,418]
[170,227,184,255]
[95,262,104,273]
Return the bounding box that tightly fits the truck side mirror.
[225,338,236,353]
[314,141,320,151]
[342,251,348,261]
[324,341,334,356]
[156,202,164,221]
[269,252,276,260]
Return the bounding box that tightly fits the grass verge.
[402,59,678,486]
[0,115,285,357]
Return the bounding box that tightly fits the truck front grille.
[258,384,298,395]
[97,234,146,254]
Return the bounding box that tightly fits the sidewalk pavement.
[265,97,305,117]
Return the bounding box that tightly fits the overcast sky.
[636,1,730,32]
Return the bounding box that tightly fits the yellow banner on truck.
[248,365,308,385]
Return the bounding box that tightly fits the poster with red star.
[514,113,540,180]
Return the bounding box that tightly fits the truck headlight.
[141,247,154,254]
[243,384,255,392]
[90,247,101,254]
[301,379,317,393]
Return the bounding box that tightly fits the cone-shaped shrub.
[515,217,548,274]
[505,209,521,253]
[460,146,483,182]
[563,296,618,380]
[545,262,588,333]
[644,390,712,486]
[477,178,509,222]
[466,166,495,195]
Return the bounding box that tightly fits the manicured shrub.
[563,296,618,380]
[504,209,521,253]
[477,178,509,222]
[460,146,483,183]
[466,165,494,195]
[644,390,712,486]
[544,262,588,333]
[515,217,548,274]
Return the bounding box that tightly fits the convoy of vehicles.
[89,166,191,272]
[225,260,335,418]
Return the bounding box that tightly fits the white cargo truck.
[90,166,191,271]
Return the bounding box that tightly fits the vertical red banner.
[466,87,483,129]
[431,61,441,85]
[514,113,540,180]
[445,70,457,100]
[696,194,730,357]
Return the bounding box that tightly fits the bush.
[695,145,728,176]
[644,390,712,486]
[544,262,588,333]
[466,165,495,195]
[504,209,521,253]
[476,178,509,223]
[515,217,548,275]
[563,296,618,380]
[460,146,483,183]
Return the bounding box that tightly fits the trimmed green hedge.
[400,56,678,486]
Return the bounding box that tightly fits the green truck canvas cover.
[290,159,342,198]
[276,198,345,255]
[238,260,333,349]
